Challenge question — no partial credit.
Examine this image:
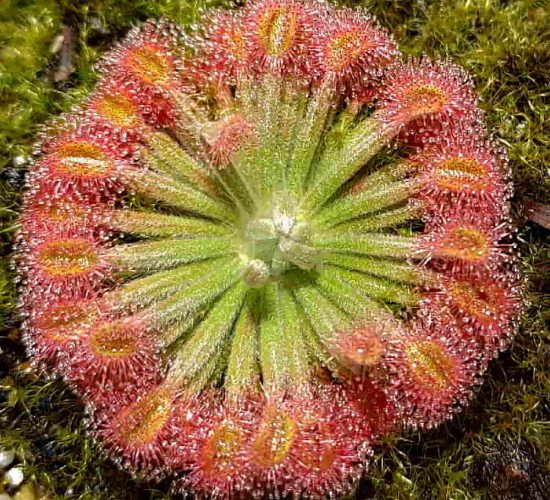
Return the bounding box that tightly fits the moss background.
[0,0,548,498]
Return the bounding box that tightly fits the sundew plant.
[14,0,523,498]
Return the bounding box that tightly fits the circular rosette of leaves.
[17,1,521,498]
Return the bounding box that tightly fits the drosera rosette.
[15,0,521,498]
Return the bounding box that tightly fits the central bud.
[239,196,317,288]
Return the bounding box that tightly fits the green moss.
[1,1,548,498]
[0,0,61,167]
